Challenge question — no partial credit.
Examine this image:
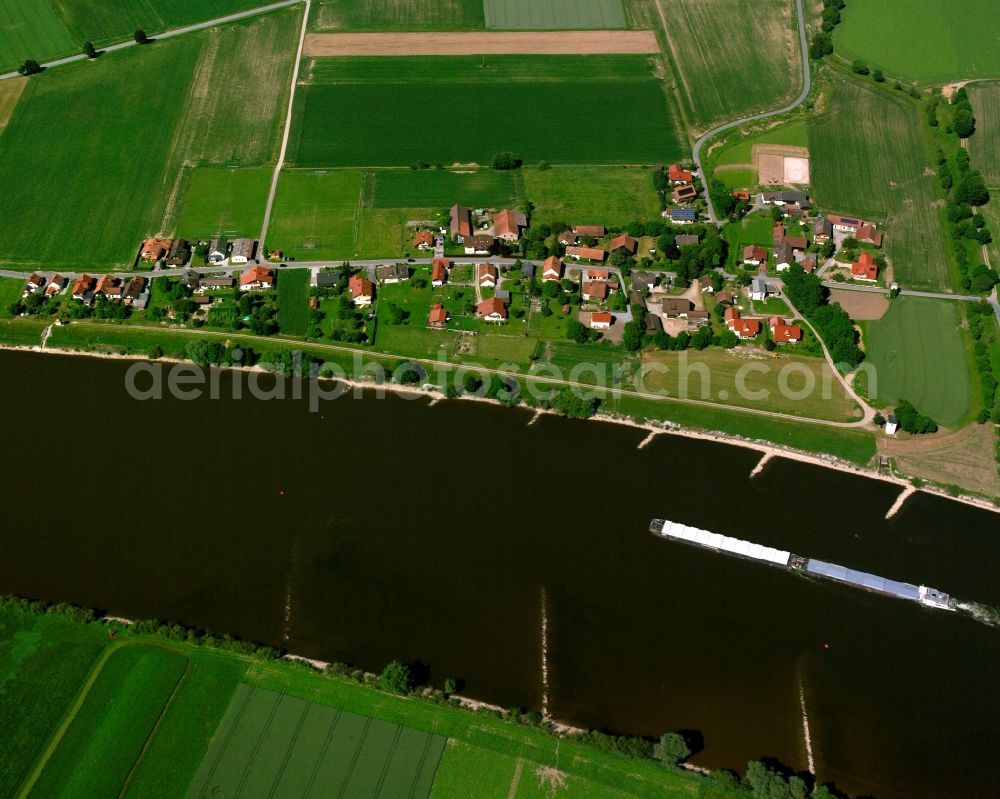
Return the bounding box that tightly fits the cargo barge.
[650,519,956,611]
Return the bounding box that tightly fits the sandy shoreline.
[4,341,998,515]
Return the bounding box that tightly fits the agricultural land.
[966,81,1000,189]
[859,297,971,428]
[808,76,951,291]
[287,55,684,167]
[309,0,486,32]
[0,8,302,270]
[832,0,1000,85]
[0,605,744,799]
[483,0,627,30]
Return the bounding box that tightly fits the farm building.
[230,238,257,265]
[660,297,693,318]
[558,229,577,246]
[464,234,494,255]
[749,277,770,300]
[631,271,657,292]
[743,246,768,266]
[590,312,613,329]
[668,164,693,183]
[450,204,472,241]
[610,234,638,254]
[582,281,608,301]
[574,225,605,238]
[492,209,527,241]
[566,246,606,262]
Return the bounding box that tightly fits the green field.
[967,82,1000,188]
[0,0,75,73]
[523,166,660,226]
[861,298,971,427]
[808,78,950,291]
[277,268,311,336]
[188,684,445,798]
[654,0,802,132]
[310,0,485,31]
[484,0,626,29]
[49,0,267,46]
[175,166,272,239]
[0,10,299,271]
[268,169,364,260]
[372,169,518,208]
[26,646,188,798]
[0,606,742,799]
[288,55,683,167]
[832,0,1000,85]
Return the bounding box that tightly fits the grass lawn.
[721,212,774,268]
[0,318,47,347]
[174,166,272,240]
[0,611,106,798]
[808,76,951,291]
[654,0,802,133]
[524,166,660,227]
[268,169,363,261]
[832,0,1000,84]
[859,297,971,427]
[471,334,538,367]
[638,348,860,422]
[288,56,684,167]
[372,169,518,209]
[26,645,189,798]
[276,268,311,336]
[483,0,626,29]
[0,0,74,73]
[966,82,1000,188]
[430,740,517,799]
[310,0,485,31]
[713,167,757,191]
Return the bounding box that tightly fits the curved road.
[694,0,810,225]
[0,0,303,81]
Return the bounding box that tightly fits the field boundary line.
[260,0,312,244]
[303,708,342,797]
[235,692,285,796]
[373,724,403,798]
[117,655,191,798]
[407,731,435,799]
[337,716,373,799]
[266,701,312,798]
[196,682,259,793]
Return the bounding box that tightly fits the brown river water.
[0,350,997,798]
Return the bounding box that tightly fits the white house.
[208,239,229,264]
[885,415,899,435]
[749,277,769,301]
[230,238,256,265]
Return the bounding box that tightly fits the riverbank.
[6,337,998,516]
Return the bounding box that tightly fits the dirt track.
[303,30,659,57]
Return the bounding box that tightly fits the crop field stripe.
[309,0,486,32]
[484,0,627,29]
[967,82,1000,188]
[0,0,75,73]
[188,682,260,795]
[303,29,652,55]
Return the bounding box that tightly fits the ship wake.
[958,601,1000,628]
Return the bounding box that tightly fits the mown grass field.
[372,169,518,208]
[0,0,74,73]
[650,0,802,133]
[483,0,626,29]
[523,166,660,226]
[26,646,188,798]
[808,78,950,291]
[860,298,970,427]
[639,348,860,422]
[310,0,485,31]
[832,0,1000,85]
[289,55,683,167]
[712,119,808,167]
[0,607,743,799]
[175,166,272,239]
[189,684,445,798]
[966,82,1000,188]
[0,77,27,129]
[268,169,364,260]
[277,268,311,336]
[0,10,300,271]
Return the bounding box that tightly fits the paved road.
[0,0,303,81]
[693,0,810,226]
[259,0,311,244]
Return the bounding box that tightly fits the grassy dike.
[1,318,879,466]
[0,603,750,799]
